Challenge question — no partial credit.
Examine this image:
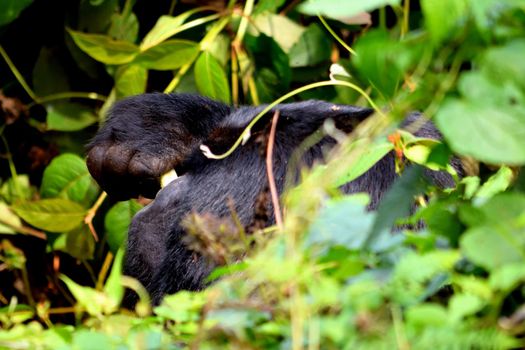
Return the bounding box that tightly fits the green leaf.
[12,199,86,233]
[421,0,468,45]
[46,102,99,131]
[481,39,525,91]
[436,99,525,165]
[461,226,524,271]
[490,262,525,292]
[60,275,117,316]
[32,47,69,96]
[475,166,513,201]
[134,40,199,70]
[298,0,401,20]
[245,34,291,102]
[0,175,33,204]
[67,29,139,65]
[306,194,375,251]
[254,0,286,14]
[108,12,139,43]
[251,14,305,53]
[0,0,33,26]
[194,51,231,104]
[368,166,428,248]
[140,10,201,51]
[449,294,484,322]
[334,139,394,186]
[0,201,22,234]
[406,304,448,327]
[288,24,331,67]
[41,153,99,206]
[104,200,143,253]
[66,225,96,260]
[115,64,148,99]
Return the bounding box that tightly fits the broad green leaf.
[435,99,525,165]
[115,64,148,99]
[251,14,304,53]
[140,9,202,51]
[0,175,33,204]
[298,0,400,20]
[353,30,405,97]
[481,39,525,91]
[60,275,117,316]
[0,0,33,26]
[12,199,86,233]
[368,166,428,248]
[406,304,448,327]
[66,225,95,260]
[104,200,143,253]
[335,140,394,187]
[46,102,98,131]
[245,34,291,102]
[421,0,468,45]
[449,294,484,322]
[490,263,525,292]
[108,12,139,43]
[32,47,69,96]
[475,166,513,200]
[306,194,375,251]
[0,201,22,234]
[194,51,231,104]
[134,40,199,70]
[461,226,524,271]
[41,153,99,205]
[289,24,331,67]
[67,29,139,65]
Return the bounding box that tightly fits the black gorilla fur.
[86,93,457,304]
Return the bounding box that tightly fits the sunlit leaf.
[46,102,99,131]
[104,200,142,253]
[194,51,231,103]
[115,64,148,99]
[298,0,400,20]
[41,153,99,206]
[134,40,199,70]
[67,29,139,65]
[12,199,86,233]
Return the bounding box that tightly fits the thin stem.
[141,13,221,51]
[168,0,177,15]
[27,92,107,109]
[0,45,38,101]
[82,260,98,285]
[201,80,382,160]
[401,0,410,38]
[20,266,35,307]
[0,133,22,200]
[96,251,114,290]
[318,16,356,55]
[84,191,108,242]
[122,0,134,18]
[266,111,283,231]
[233,0,254,44]
[164,61,193,93]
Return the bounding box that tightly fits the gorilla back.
[86,93,456,304]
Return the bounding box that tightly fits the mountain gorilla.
[86,93,456,304]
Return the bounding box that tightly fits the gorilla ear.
[271,100,373,137]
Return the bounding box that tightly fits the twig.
[266,110,283,231]
[84,192,107,242]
